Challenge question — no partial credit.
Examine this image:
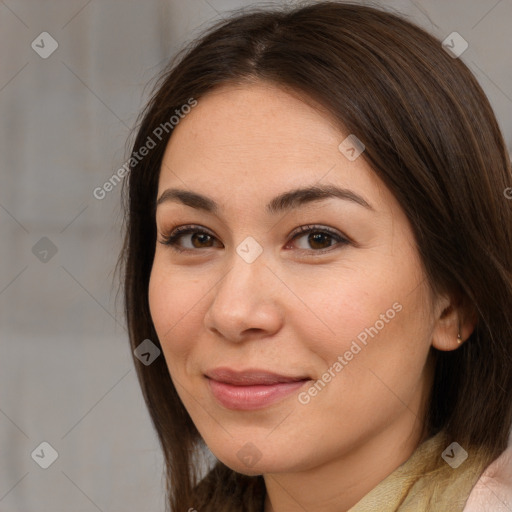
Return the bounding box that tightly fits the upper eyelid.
[158,224,350,248]
[160,223,345,238]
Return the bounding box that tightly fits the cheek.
[298,245,431,395]
[148,262,171,338]
[293,263,405,361]
[148,259,200,360]
[315,280,431,412]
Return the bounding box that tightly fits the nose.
[203,247,284,343]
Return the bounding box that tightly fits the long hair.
[119,2,512,510]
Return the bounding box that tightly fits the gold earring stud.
[457,332,462,344]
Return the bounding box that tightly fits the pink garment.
[463,430,512,511]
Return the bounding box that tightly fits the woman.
[120,2,512,511]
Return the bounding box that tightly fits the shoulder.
[463,443,512,511]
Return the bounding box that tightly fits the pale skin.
[148,81,475,512]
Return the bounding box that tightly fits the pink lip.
[205,367,310,410]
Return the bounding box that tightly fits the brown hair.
[119,2,512,510]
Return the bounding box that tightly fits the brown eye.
[302,232,335,250]
[159,224,349,255]
[288,225,349,253]
[189,232,215,248]
[159,226,221,252]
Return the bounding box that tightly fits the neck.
[263,409,430,512]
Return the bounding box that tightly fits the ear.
[431,294,478,352]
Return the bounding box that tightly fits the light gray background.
[1,1,511,511]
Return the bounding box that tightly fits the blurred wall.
[1,1,511,510]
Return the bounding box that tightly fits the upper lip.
[205,367,310,386]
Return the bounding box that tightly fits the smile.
[205,367,311,410]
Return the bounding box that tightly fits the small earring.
[457,331,462,344]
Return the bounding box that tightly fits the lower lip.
[207,378,309,410]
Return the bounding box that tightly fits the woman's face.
[148,81,449,475]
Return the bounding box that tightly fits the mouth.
[204,367,311,410]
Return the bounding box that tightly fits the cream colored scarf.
[347,431,491,512]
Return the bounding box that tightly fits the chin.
[209,441,303,476]
[219,457,276,476]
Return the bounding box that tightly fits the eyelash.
[158,224,350,255]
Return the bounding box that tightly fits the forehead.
[157,81,387,213]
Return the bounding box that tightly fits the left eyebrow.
[156,184,375,215]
